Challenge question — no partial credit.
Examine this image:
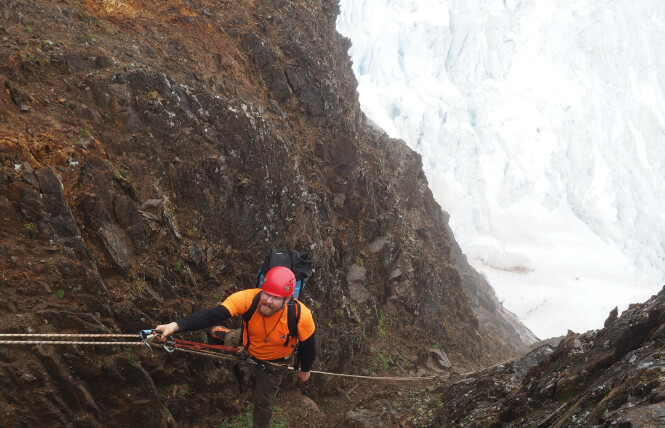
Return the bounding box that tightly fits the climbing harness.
[0,330,437,381]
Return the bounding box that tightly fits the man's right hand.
[153,322,180,342]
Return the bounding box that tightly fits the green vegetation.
[219,405,286,428]
[122,347,135,364]
[55,289,65,299]
[132,278,146,294]
[219,404,253,428]
[84,32,95,43]
[173,262,181,272]
[369,346,390,371]
[23,222,38,237]
[376,352,389,370]
[113,170,127,179]
[378,313,393,338]
[147,91,163,101]
[26,26,33,34]
[357,256,364,267]
[313,301,322,310]
[271,407,288,428]
[47,263,61,278]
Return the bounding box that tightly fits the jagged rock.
[431,287,665,427]
[426,348,452,370]
[113,194,148,252]
[0,194,19,225]
[344,409,384,427]
[347,264,369,303]
[388,268,402,281]
[604,305,619,327]
[301,395,320,412]
[367,236,389,253]
[99,222,135,270]
[139,198,163,210]
[188,244,205,265]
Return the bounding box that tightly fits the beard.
[258,301,283,317]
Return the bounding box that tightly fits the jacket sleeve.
[298,331,316,372]
[175,305,231,332]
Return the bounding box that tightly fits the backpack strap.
[241,291,262,349]
[285,297,301,347]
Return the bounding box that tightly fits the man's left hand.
[297,370,311,383]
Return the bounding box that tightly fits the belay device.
[256,247,313,299]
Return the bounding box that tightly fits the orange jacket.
[221,289,315,361]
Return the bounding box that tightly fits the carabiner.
[139,329,167,350]
[162,337,176,353]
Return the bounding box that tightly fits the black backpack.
[255,247,313,299]
[241,248,314,359]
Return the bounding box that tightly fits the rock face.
[430,286,665,427]
[0,0,533,426]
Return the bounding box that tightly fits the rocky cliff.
[0,1,534,426]
[429,286,665,427]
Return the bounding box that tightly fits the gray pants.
[224,329,289,428]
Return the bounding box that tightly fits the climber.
[154,266,316,428]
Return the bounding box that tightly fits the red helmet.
[262,266,296,297]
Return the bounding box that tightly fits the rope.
[0,333,148,347]
[0,332,439,382]
[0,340,146,346]
[0,333,137,338]
[172,338,240,353]
[175,347,258,364]
[176,348,436,381]
[307,370,437,381]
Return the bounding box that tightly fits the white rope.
[0,333,147,346]
[0,340,146,346]
[174,348,436,381]
[307,370,437,381]
[0,333,137,338]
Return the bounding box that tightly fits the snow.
[337,0,665,339]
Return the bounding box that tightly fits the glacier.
[337,0,665,339]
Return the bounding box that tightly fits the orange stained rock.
[0,130,106,167]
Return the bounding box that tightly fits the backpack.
[255,247,314,299]
[241,248,314,365]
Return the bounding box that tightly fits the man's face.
[258,292,286,317]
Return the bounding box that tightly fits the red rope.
[172,338,240,353]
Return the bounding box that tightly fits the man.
[155,266,316,428]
